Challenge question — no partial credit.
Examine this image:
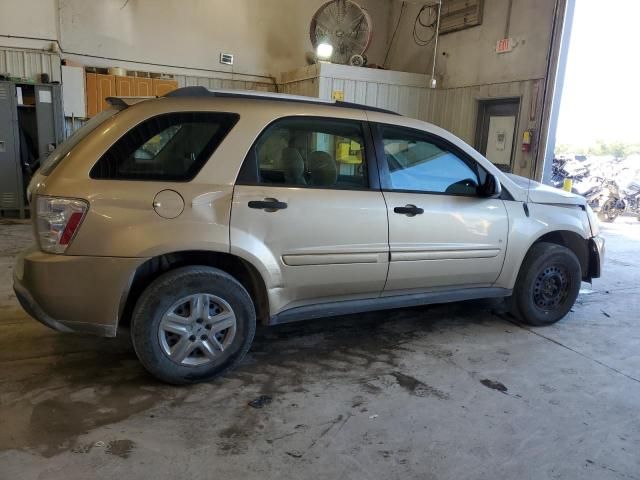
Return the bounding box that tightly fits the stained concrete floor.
[0,218,639,480]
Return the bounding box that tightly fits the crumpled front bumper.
[13,245,146,337]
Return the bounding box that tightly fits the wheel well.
[532,230,590,281]
[119,251,269,330]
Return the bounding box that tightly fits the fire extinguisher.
[522,129,534,152]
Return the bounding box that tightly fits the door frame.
[474,97,521,173]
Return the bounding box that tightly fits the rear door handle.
[248,198,287,211]
[393,205,424,216]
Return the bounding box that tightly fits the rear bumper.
[13,246,146,337]
[588,235,605,279]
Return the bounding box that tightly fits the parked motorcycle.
[620,179,640,220]
[551,155,640,222]
[551,156,590,188]
[572,177,625,222]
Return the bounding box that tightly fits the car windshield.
[40,108,120,175]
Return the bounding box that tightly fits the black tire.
[510,242,581,326]
[130,266,256,385]
[597,198,619,222]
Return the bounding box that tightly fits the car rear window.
[90,112,239,181]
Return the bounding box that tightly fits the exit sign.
[496,38,513,53]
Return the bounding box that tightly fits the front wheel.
[510,242,581,326]
[598,198,620,222]
[131,266,256,384]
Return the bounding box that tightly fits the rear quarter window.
[90,112,239,181]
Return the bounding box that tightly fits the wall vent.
[0,192,17,208]
[220,53,234,65]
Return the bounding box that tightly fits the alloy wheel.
[157,293,237,366]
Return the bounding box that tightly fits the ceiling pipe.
[430,0,442,88]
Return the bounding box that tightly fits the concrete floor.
[1,218,639,480]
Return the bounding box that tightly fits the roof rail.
[164,86,400,116]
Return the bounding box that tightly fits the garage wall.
[1,0,391,79]
[428,78,544,177]
[284,63,438,121]
[0,49,62,83]
[380,0,556,176]
[0,0,559,178]
[386,0,556,87]
[0,0,58,42]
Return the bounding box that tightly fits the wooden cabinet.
[115,76,136,96]
[86,73,116,117]
[85,73,177,117]
[152,79,178,96]
[97,74,116,112]
[85,73,98,117]
[134,77,153,96]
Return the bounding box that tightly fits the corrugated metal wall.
[318,76,437,121]
[278,78,319,97]
[430,79,543,176]
[281,74,436,120]
[175,75,275,92]
[0,48,62,82]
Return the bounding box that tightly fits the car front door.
[373,123,509,294]
[230,116,389,315]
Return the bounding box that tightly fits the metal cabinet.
[0,81,22,212]
[0,81,63,217]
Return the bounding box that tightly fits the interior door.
[475,99,520,172]
[374,124,509,294]
[230,116,389,314]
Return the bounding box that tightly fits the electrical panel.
[440,0,484,34]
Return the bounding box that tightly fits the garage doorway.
[475,99,520,172]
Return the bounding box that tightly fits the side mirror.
[478,173,502,198]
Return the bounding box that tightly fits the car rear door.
[230,115,389,315]
[372,123,509,294]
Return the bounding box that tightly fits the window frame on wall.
[236,116,381,191]
[371,122,492,198]
[90,111,239,182]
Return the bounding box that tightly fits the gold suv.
[14,88,604,384]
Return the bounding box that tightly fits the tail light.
[36,196,88,254]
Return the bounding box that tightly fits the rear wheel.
[131,266,256,384]
[510,242,581,326]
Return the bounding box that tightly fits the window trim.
[235,115,381,191]
[371,122,487,197]
[90,111,239,182]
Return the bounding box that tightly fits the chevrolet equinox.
[14,88,605,384]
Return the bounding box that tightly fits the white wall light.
[316,43,334,62]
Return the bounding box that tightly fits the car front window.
[381,125,479,195]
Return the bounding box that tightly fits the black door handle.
[394,205,424,216]
[248,198,288,211]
